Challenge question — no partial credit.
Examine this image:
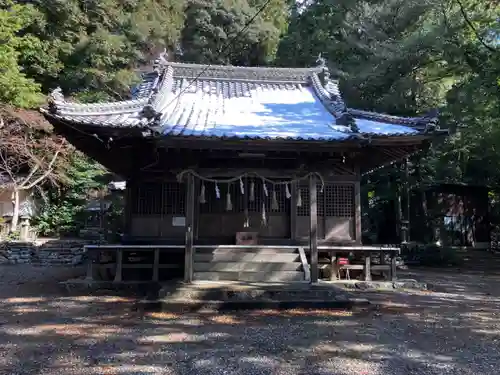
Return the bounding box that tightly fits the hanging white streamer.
[215,183,220,199]
[271,190,279,211]
[261,201,267,226]
[244,208,250,228]
[285,183,291,199]
[262,179,268,197]
[249,180,255,202]
[240,177,245,195]
[199,183,206,204]
[226,186,232,211]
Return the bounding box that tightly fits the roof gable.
[41,56,443,142]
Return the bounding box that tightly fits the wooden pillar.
[404,158,411,242]
[290,182,297,241]
[309,175,318,283]
[184,174,195,283]
[390,253,397,281]
[152,248,160,282]
[124,180,133,236]
[354,180,362,244]
[85,249,94,281]
[400,158,410,245]
[330,252,337,281]
[114,249,123,282]
[364,252,372,281]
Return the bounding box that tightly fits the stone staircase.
[193,247,306,282]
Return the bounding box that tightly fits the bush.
[418,245,464,267]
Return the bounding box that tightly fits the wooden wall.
[127,174,361,244]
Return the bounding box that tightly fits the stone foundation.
[0,239,105,266]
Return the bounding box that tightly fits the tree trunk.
[10,189,20,233]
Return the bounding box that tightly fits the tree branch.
[455,0,497,53]
[21,139,66,190]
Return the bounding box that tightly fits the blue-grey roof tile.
[42,62,438,142]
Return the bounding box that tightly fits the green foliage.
[13,0,186,98]
[0,1,44,107]
[5,230,21,241]
[33,153,108,236]
[180,0,287,65]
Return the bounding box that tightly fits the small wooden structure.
[41,55,447,283]
[411,183,490,247]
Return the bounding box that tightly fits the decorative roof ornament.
[422,109,441,133]
[49,87,64,102]
[140,104,162,126]
[153,48,169,72]
[315,53,326,68]
[48,87,65,113]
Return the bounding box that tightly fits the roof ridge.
[165,62,322,83]
[348,108,440,132]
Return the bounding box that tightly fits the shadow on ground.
[1,265,500,374]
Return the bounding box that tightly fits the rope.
[176,169,325,192]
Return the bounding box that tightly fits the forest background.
[0,0,498,238]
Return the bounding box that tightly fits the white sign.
[172,216,186,227]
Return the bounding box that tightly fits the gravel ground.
[1,265,500,375]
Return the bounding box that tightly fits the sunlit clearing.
[314,320,359,327]
[92,365,173,374]
[240,356,281,367]
[11,306,49,313]
[138,331,229,343]
[3,324,97,336]
[248,308,353,317]
[474,329,500,335]
[4,297,46,304]
[146,312,180,320]
[209,315,242,324]
[322,357,382,375]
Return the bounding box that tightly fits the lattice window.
[325,184,355,217]
[297,184,324,216]
[163,182,186,215]
[297,183,354,217]
[135,182,161,215]
[132,181,186,215]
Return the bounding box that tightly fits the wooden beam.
[124,180,133,236]
[390,254,398,281]
[114,249,123,282]
[330,252,337,281]
[309,175,319,283]
[158,137,363,153]
[184,174,195,283]
[290,182,297,240]
[152,248,160,282]
[354,180,362,244]
[364,252,372,281]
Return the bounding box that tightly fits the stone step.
[194,253,299,263]
[194,261,302,272]
[195,247,299,254]
[193,271,305,282]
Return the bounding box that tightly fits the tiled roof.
[41,61,440,141]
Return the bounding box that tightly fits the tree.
[180,0,288,66]
[0,1,44,107]
[0,106,70,232]
[33,153,109,237]
[13,0,186,99]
